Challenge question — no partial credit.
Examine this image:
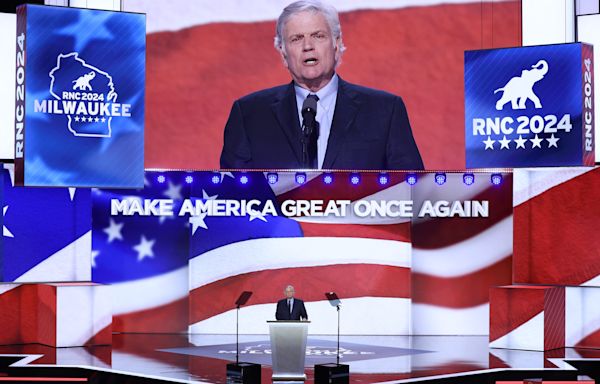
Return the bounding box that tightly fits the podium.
[268,320,309,381]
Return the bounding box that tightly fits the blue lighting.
[211,174,221,184]
[463,173,475,186]
[378,173,389,185]
[185,175,193,184]
[323,173,334,184]
[239,174,249,185]
[435,173,447,185]
[157,175,166,183]
[295,172,307,185]
[491,173,503,185]
[406,173,417,186]
[267,172,279,185]
[349,173,361,185]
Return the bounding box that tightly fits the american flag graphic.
[490,167,600,350]
[122,0,522,170]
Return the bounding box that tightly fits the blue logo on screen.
[465,44,584,168]
[32,52,131,138]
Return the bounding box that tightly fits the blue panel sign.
[465,43,594,168]
[15,5,145,187]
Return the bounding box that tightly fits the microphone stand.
[236,303,240,364]
[336,303,341,365]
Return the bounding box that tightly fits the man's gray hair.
[285,285,295,291]
[274,0,346,54]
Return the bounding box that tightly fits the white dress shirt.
[294,74,339,169]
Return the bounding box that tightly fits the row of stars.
[73,116,107,123]
[483,134,559,150]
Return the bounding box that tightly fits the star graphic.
[498,135,511,150]
[55,12,114,52]
[3,164,15,186]
[68,188,77,201]
[163,181,183,200]
[91,250,100,268]
[483,136,495,150]
[530,134,543,148]
[248,209,268,222]
[202,189,218,200]
[103,218,124,243]
[87,116,94,123]
[133,235,155,261]
[190,212,209,235]
[94,117,100,123]
[2,206,14,238]
[74,116,80,122]
[546,134,560,148]
[514,135,527,149]
[220,172,235,182]
[101,117,106,123]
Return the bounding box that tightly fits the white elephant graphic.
[494,59,548,110]
[72,71,96,91]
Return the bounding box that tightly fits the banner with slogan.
[14,5,145,188]
[93,170,512,335]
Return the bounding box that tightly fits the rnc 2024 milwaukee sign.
[465,43,594,168]
[14,5,145,188]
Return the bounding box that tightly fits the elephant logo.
[494,59,549,110]
[72,71,96,91]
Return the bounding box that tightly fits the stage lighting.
[406,173,417,186]
[211,173,221,185]
[295,172,307,185]
[185,175,193,184]
[463,173,475,186]
[378,173,389,185]
[491,173,503,185]
[157,175,166,183]
[435,173,447,185]
[266,172,278,185]
[349,173,361,185]
[323,173,334,184]
[239,174,249,185]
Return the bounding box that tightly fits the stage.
[2,334,600,383]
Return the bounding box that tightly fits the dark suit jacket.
[275,298,308,321]
[220,77,424,170]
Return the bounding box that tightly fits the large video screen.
[125,0,522,170]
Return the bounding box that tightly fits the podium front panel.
[268,321,309,381]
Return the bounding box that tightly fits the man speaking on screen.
[276,285,308,321]
[220,0,424,170]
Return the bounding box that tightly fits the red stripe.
[514,168,600,285]
[412,176,513,249]
[413,256,512,308]
[299,221,411,242]
[113,297,188,333]
[190,264,410,324]
[145,3,521,170]
[489,285,546,342]
[544,287,565,350]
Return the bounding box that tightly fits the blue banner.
[465,43,594,168]
[15,5,145,187]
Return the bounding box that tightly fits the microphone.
[301,96,318,137]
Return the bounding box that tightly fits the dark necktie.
[305,94,319,168]
[288,299,292,314]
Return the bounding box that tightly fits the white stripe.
[513,167,595,207]
[111,266,188,315]
[56,285,112,347]
[123,0,498,34]
[0,283,20,296]
[489,312,544,351]
[411,303,489,335]
[412,216,512,277]
[293,180,412,225]
[566,286,600,347]
[189,237,410,290]
[189,297,411,335]
[15,231,91,283]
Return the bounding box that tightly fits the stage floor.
[1,334,600,383]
